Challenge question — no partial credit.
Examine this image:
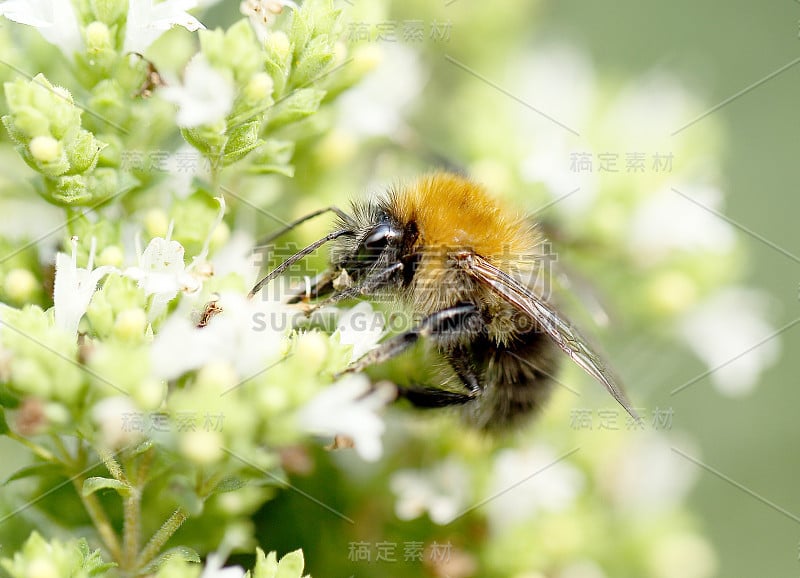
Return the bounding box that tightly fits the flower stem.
[7,432,57,462]
[122,486,141,571]
[71,475,123,562]
[136,508,188,569]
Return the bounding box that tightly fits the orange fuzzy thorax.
[390,173,543,320]
[393,173,539,260]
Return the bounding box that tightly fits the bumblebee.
[250,172,637,430]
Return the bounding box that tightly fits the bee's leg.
[343,302,483,373]
[394,351,481,408]
[395,385,475,408]
[285,271,336,304]
[306,262,404,310]
[446,349,482,395]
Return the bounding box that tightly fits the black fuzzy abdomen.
[458,328,561,430]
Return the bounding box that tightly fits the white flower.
[124,197,224,318]
[628,185,735,264]
[337,44,425,138]
[600,433,699,513]
[53,237,117,336]
[124,0,205,54]
[151,292,289,380]
[678,288,779,396]
[296,374,395,462]
[336,302,386,363]
[92,396,144,449]
[390,459,471,525]
[0,0,83,56]
[240,0,297,42]
[160,54,235,128]
[485,443,584,531]
[123,236,199,318]
[200,552,246,578]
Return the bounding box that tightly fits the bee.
[249,172,637,430]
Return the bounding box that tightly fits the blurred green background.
[280,0,800,575]
[0,0,796,576]
[538,2,800,576]
[227,0,800,575]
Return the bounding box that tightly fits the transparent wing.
[458,252,639,420]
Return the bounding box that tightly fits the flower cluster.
[0,0,380,576]
[0,0,765,577]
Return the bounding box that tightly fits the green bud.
[265,88,325,130]
[3,269,38,305]
[96,245,124,268]
[223,120,263,165]
[290,35,334,89]
[0,533,111,578]
[144,208,170,238]
[10,358,51,398]
[85,21,112,52]
[170,194,222,256]
[2,307,84,404]
[244,72,274,105]
[64,129,105,174]
[86,290,115,337]
[28,136,61,163]
[248,139,295,176]
[200,19,261,83]
[3,74,109,196]
[112,308,148,342]
[87,342,151,397]
[252,548,307,578]
[180,430,224,465]
[264,31,292,97]
[290,6,313,60]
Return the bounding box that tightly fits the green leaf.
[276,550,306,578]
[139,546,201,574]
[4,462,62,485]
[77,538,117,576]
[265,89,326,130]
[82,476,130,497]
[253,548,309,578]
[211,476,248,494]
[0,407,9,436]
[131,439,154,456]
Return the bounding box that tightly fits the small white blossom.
[337,44,424,138]
[123,236,199,318]
[600,433,699,513]
[678,288,779,396]
[160,54,235,128]
[124,0,205,54]
[628,186,735,264]
[151,292,288,380]
[486,443,584,531]
[92,396,144,449]
[53,237,117,336]
[0,0,83,56]
[240,0,297,42]
[390,459,471,525]
[200,552,246,578]
[336,302,386,363]
[124,197,223,318]
[296,374,394,462]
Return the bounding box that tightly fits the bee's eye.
[364,224,393,250]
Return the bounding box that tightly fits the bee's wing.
[460,252,639,420]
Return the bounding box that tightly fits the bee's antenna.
[248,229,352,299]
[253,207,356,249]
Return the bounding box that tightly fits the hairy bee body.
[332,174,561,429]
[254,172,635,431]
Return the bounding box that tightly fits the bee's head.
[332,204,405,277]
